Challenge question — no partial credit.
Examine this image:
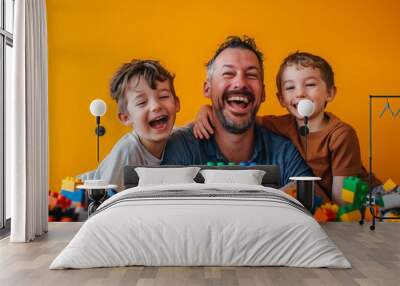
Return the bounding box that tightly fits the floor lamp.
[89,99,107,162]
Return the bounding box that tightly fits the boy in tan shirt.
[194,52,379,204]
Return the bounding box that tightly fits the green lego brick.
[206,162,215,166]
[337,204,361,221]
[342,176,369,208]
[337,204,358,217]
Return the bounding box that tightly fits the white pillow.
[135,167,201,186]
[200,169,266,185]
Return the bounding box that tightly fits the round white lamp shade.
[90,99,107,117]
[297,99,315,117]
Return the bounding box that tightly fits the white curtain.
[8,0,49,242]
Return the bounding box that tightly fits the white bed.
[50,183,351,269]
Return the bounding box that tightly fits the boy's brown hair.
[110,59,176,113]
[276,52,335,93]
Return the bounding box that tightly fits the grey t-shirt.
[79,131,162,188]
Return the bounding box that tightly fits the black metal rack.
[364,95,400,230]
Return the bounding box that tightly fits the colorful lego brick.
[376,192,400,210]
[61,176,83,192]
[314,208,328,222]
[48,190,60,208]
[341,176,368,208]
[217,162,225,166]
[228,162,236,166]
[341,210,361,222]
[57,196,72,209]
[313,202,339,222]
[382,178,397,193]
[325,203,339,221]
[206,162,215,166]
[341,188,355,204]
[338,205,361,222]
[61,189,85,203]
[48,205,78,222]
[326,210,338,221]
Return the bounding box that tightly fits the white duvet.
[50,183,351,269]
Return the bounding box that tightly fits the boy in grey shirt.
[80,59,180,188]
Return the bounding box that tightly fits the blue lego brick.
[61,189,85,203]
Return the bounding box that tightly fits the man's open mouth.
[148,115,169,129]
[224,94,253,114]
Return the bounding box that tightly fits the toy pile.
[311,177,399,222]
[285,176,399,222]
[48,177,87,222]
[49,173,400,223]
[373,178,400,222]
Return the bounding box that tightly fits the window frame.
[1,0,14,231]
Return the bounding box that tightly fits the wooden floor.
[0,222,399,286]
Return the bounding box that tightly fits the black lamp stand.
[95,116,106,162]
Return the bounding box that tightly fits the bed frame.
[124,165,281,189]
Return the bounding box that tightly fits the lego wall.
[47,0,400,192]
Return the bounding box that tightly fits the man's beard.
[213,88,258,134]
[215,108,256,134]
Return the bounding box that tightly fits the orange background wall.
[47,0,400,192]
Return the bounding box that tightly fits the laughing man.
[162,36,311,187]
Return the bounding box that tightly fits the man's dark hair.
[206,35,264,81]
[110,59,176,113]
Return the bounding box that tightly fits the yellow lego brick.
[341,188,355,204]
[61,176,82,192]
[331,203,339,213]
[383,178,397,192]
[340,209,361,222]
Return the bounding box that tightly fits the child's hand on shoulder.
[193,105,215,139]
